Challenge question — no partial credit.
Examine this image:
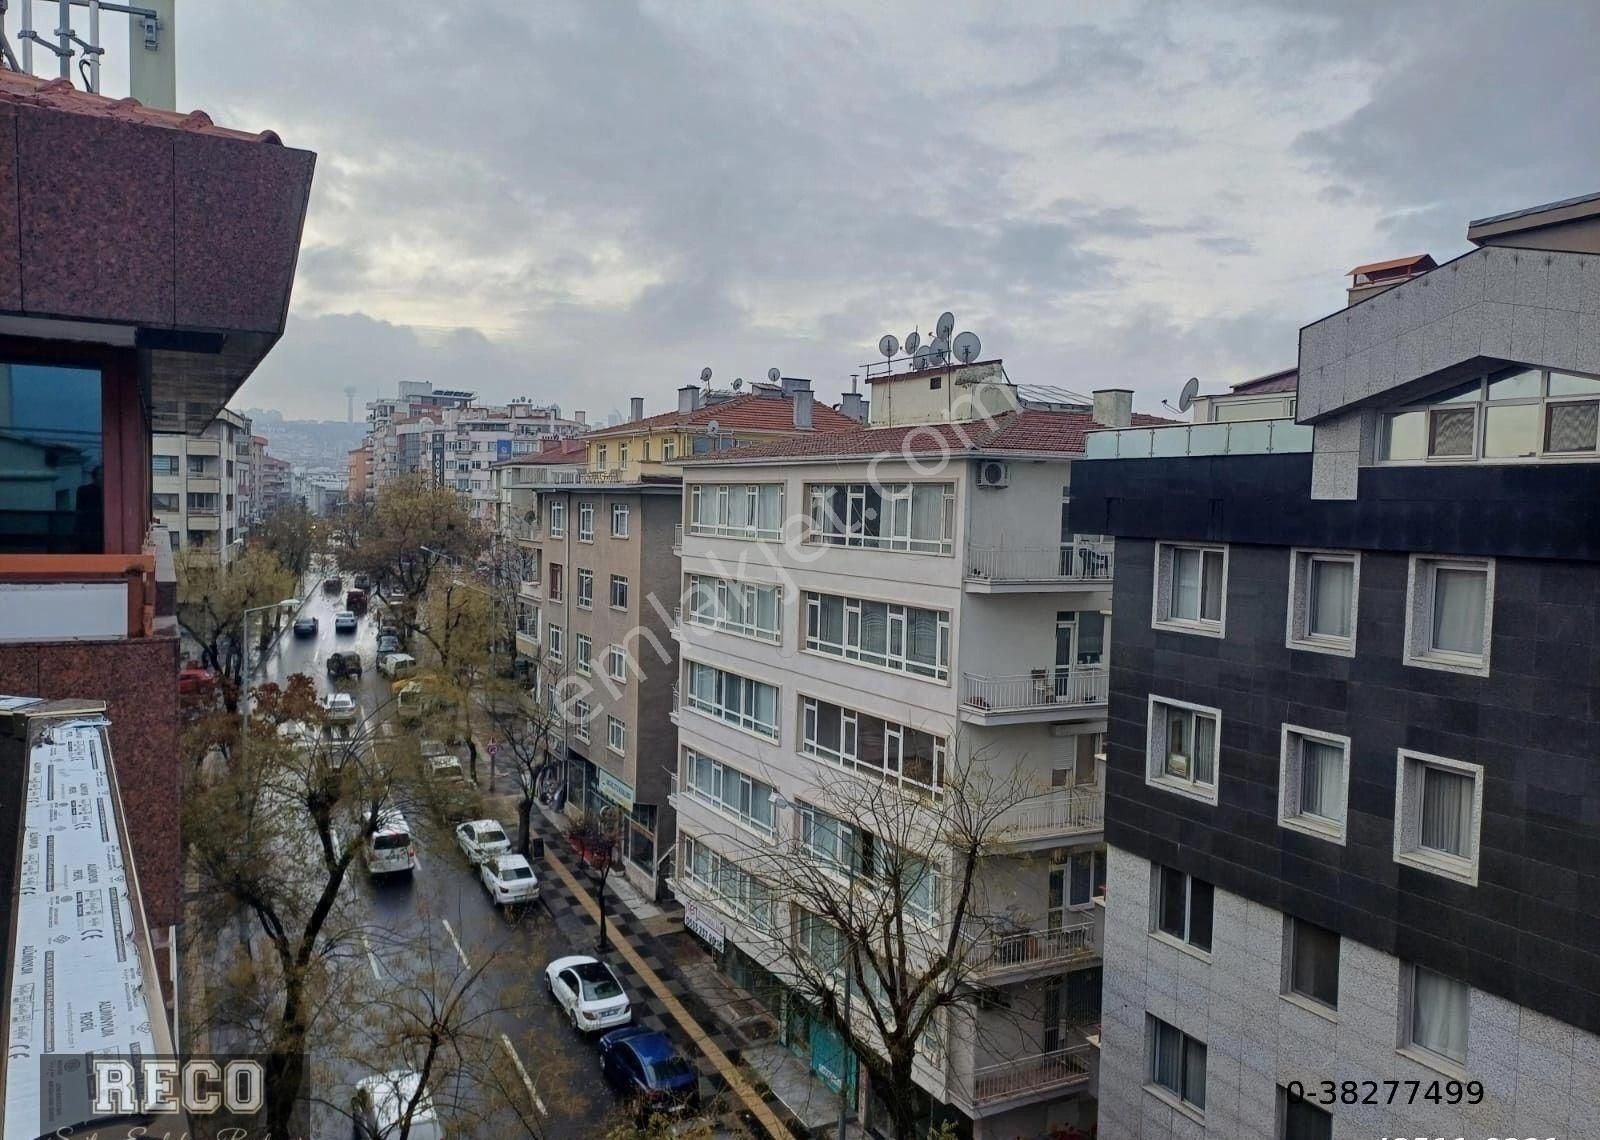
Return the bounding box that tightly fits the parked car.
[597,1026,699,1112]
[455,819,511,866]
[377,633,401,655]
[353,572,372,591]
[545,955,632,1032]
[480,853,539,907]
[292,616,318,638]
[321,692,359,724]
[350,1069,443,1140]
[378,652,416,679]
[346,588,369,616]
[334,610,359,634]
[322,576,342,595]
[428,753,466,783]
[326,652,364,681]
[177,663,215,695]
[364,812,416,877]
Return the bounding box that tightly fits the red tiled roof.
[680,409,1175,464]
[583,392,859,439]
[1229,367,1298,394]
[0,71,284,144]
[1349,253,1436,278]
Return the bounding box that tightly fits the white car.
[455,819,511,866]
[428,754,466,782]
[545,955,632,1031]
[321,692,359,724]
[480,854,539,907]
[334,610,359,633]
[351,1069,444,1140]
[365,812,415,877]
[378,651,417,679]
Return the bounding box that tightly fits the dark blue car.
[597,1026,699,1112]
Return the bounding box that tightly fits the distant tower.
[343,386,358,423]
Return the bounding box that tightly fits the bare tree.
[174,546,299,706]
[477,655,563,856]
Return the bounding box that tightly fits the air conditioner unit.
[976,460,1009,488]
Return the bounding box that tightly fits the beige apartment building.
[151,406,252,561]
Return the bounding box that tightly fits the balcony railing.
[998,786,1103,838]
[518,578,542,600]
[965,539,1113,584]
[968,917,1097,977]
[970,1045,1093,1105]
[960,667,1107,714]
[672,524,683,553]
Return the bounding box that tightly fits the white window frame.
[687,482,784,540]
[610,574,630,611]
[607,644,626,682]
[1393,749,1484,886]
[547,624,564,663]
[682,749,777,837]
[1286,549,1359,656]
[1379,366,1600,466]
[572,699,591,743]
[662,437,677,461]
[803,591,950,682]
[577,501,595,542]
[804,481,955,556]
[679,833,773,930]
[1145,695,1221,805]
[1277,724,1351,844]
[576,568,593,610]
[607,715,626,755]
[574,633,592,676]
[1400,963,1471,1070]
[1152,542,1228,638]
[685,574,782,642]
[611,502,630,538]
[800,695,946,796]
[547,500,566,537]
[683,661,780,740]
[1403,555,1494,676]
[595,445,608,471]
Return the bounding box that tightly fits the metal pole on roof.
[56,0,70,78]
[20,1,33,74]
[85,0,97,92]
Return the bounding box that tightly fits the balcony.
[964,539,1113,593]
[186,439,222,457]
[959,667,1107,725]
[672,524,683,553]
[967,1046,1094,1109]
[996,786,1104,843]
[1085,417,1312,459]
[968,916,1098,981]
[518,579,542,601]
[514,630,539,658]
[185,476,222,495]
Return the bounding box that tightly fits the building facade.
[1071,192,1600,1140]
[258,451,294,516]
[151,406,253,562]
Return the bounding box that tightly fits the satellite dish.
[912,345,933,370]
[930,335,950,363]
[904,331,921,355]
[700,366,713,383]
[732,377,744,391]
[952,331,981,363]
[1178,376,1200,413]
[936,311,955,339]
[878,334,900,360]
[705,420,720,434]
[767,367,781,383]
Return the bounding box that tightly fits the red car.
[177,663,215,695]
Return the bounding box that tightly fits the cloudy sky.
[139,2,1600,420]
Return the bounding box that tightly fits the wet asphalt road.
[253,581,626,1138]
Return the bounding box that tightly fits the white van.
[378,652,417,679]
[365,811,416,877]
[351,1069,444,1139]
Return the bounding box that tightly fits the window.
[1404,964,1469,1065]
[679,834,773,929]
[801,696,946,793]
[187,492,218,514]
[151,492,179,513]
[1153,543,1226,635]
[805,481,954,554]
[1287,550,1358,654]
[662,437,676,461]
[1283,917,1339,1011]
[595,445,608,471]
[688,482,784,540]
[1405,556,1493,675]
[1394,750,1483,885]
[804,592,950,680]
[1050,849,1106,914]
[578,502,595,541]
[1152,865,1213,953]
[1053,732,1103,788]
[684,750,776,834]
[575,634,592,676]
[187,456,209,476]
[547,624,564,663]
[608,715,626,754]
[610,574,629,610]
[1146,1015,1206,1112]
[685,575,781,641]
[548,563,564,602]
[576,568,593,609]
[1279,1088,1332,1140]
[684,661,779,739]
[548,500,566,537]
[572,699,590,742]
[1381,366,1600,464]
[1278,726,1350,843]
[516,601,540,640]
[1145,696,1220,804]
[799,803,874,877]
[152,454,178,477]
[610,503,630,537]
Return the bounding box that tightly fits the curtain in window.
[689,663,715,705]
[756,485,782,533]
[1200,550,1224,621]
[907,609,941,670]
[1182,1035,1207,1107]
[755,587,778,634]
[1171,548,1201,619]
[1192,714,1216,785]
[910,484,945,544]
[1291,921,1339,1006]
[751,682,777,734]
[1149,1019,1182,1094]
[1420,766,1472,856]
[1412,967,1468,1061]
[1308,559,1353,637]
[1431,567,1486,654]
[1299,739,1344,821]
[858,601,888,659]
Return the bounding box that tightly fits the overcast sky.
[153,2,1600,421]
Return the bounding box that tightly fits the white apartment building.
[671,360,1158,1138]
[151,407,252,561]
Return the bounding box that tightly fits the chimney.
[630,397,644,422]
[838,391,867,423]
[1092,389,1133,429]
[792,381,814,430]
[1346,254,1436,306]
[678,385,701,414]
[574,410,586,425]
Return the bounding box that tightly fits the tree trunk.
[517,795,533,857]
[886,1055,919,1140]
[265,975,309,1140]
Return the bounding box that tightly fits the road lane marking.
[500,1033,547,1116]
[360,932,382,981]
[442,918,470,969]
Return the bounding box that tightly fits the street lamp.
[240,597,301,729]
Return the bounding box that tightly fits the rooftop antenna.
[700,366,713,392]
[936,311,955,340]
[878,334,900,367]
[952,331,982,364]
[767,367,781,384]
[1163,376,1201,416]
[732,377,744,391]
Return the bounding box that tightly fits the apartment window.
[641,441,650,461]
[618,443,629,467]
[610,503,630,537]
[1146,1015,1206,1112]
[801,696,945,793]
[799,804,873,877]
[187,492,219,513]
[572,699,591,742]
[1153,543,1226,635]
[187,456,208,476]
[578,502,595,541]
[1283,917,1339,1011]
[152,454,178,477]
[576,568,593,609]
[1152,865,1213,953]
[688,482,784,540]
[1050,849,1106,913]
[595,445,608,471]
[684,750,776,834]
[549,563,564,602]
[680,834,772,929]
[1403,964,1469,1065]
[1381,366,1600,463]
[804,591,950,680]
[575,634,592,676]
[547,624,564,663]
[1279,1088,1333,1140]
[1145,696,1220,804]
[607,716,626,755]
[1405,556,1493,675]
[548,500,566,537]
[1287,550,1358,654]
[662,437,677,461]
[1053,732,1103,788]
[151,492,179,513]
[806,481,954,555]
[516,601,540,640]
[686,575,781,641]
[1278,726,1350,843]
[607,644,626,681]
[1394,750,1483,885]
[609,574,629,610]
[684,661,779,739]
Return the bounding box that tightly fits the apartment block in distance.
[151,406,252,561]
[672,357,1168,1137]
[1071,192,1600,1140]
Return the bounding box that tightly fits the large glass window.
[800,695,946,793]
[1285,918,1340,1009]
[1147,1015,1206,1111]
[1406,965,1469,1064]
[1153,865,1213,952]
[684,661,779,739]
[1405,556,1492,674]
[1147,696,1219,802]
[1382,367,1600,463]
[804,591,949,680]
[0,362,104,553]
[805,481,954,554]
[687,483,784,540]
[684,750,776,834]
[686,574,781,641]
